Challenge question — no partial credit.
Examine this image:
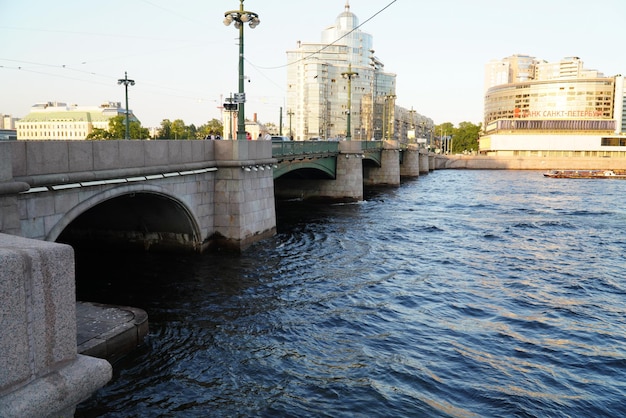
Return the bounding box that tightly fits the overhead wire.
[1,0,399,117]
[253,0,398,70]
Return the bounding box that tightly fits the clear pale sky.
[1,0,625,128]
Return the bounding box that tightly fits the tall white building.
[484,54,536,92]
[534,56,603,81]
[286,2,431,141]
[1,114,18,130]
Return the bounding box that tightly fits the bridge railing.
[360,141,384,152]
[272,140,339,160]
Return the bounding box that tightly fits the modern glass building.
[481,56,626,156]
[285,2,432,141]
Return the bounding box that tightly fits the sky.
[1,0,625,128]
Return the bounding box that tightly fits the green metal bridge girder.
[271,140,384,179]
[272,156,337,179]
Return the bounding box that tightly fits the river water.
[75,169,626,418]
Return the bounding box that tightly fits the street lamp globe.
[224,1,260,140]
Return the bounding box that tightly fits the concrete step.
[77,301,148,363]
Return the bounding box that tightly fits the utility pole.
[341,64,359,141]
[287,109,294,139]
[224,0,260,140]
[117,72,135,139]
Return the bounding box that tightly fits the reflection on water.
[76,170,626,418]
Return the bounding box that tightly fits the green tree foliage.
[198,119,223,138]
[171,119,187,139]
[86,127,113,140]
[157,118,223,139]
[157,119,172,139]
[86,115,149,140]
[432,121,482,154]
[108,115,127,138]
[452,121,482,153]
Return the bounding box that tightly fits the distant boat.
[543,169,626,179]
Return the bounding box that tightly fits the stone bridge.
[1,140,276,253]
[1,139,431,252]
[0,138,432,416]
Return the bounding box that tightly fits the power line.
[253,0,398,70]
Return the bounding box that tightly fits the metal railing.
[360,140,384,152]
[271,139,384,160]
[272,140,339,160]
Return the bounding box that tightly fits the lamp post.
[224,0,260,140]
[341,63,358,141]
[384,94,396,140]
[408,107,416,144]
[117,72,135,140]
[287,109,294,139]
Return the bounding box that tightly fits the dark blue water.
[76,170,626,417]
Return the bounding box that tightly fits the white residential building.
[285,2,432,141]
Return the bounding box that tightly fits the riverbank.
[435,154,626,170]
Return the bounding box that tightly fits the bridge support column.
[212,141,277,251]
[274,141,364,202]
[0,143,28,236]
[400,145,420,178]
[363,140,401,186]
[419,150,430,174]
[0,234,111,418]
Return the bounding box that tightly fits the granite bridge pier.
[0,139,432,417]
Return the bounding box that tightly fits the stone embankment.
[436,155,626,171]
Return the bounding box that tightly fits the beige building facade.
[481,55,625,157]
[16,101,138,140]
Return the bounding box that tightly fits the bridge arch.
[51,184,203,252]
[273,157,337,179]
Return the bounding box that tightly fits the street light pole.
[117,72,135,140]
[287,109,294,139]
[408,107,416,144]
[386,94,396,141]
[341,63,358,141]
[224,0,260,140]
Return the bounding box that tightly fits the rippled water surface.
[76,170,626,417]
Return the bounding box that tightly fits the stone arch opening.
[57,192,202,253]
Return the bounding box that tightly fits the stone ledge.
[0,355,111,418]
[77,302,149,363]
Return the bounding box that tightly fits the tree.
[157,119,172,139]
[157,118,223,139]
[451,121,481,154]
[108,115,127,139]
[433,122,455,152]
[171,119,186,139]
[129,122,150,139]
[86,116,148,140]
[86,127,113,140]
[197,119,223,139]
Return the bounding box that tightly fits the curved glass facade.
[484,78,615,127]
